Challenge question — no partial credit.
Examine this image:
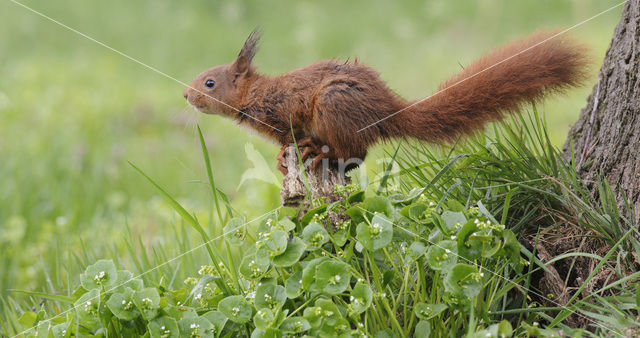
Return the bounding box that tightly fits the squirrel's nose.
[182,89,189,99]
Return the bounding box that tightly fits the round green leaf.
[301,223,329,250]
[348,283,373,314]
[218,295,252,324]
[285,270,303,299]
[444,264,483,299]
[201,310,228,336]
[106,288,139,321]
[223,217,246,245]
[414,320,432,337]
[253,307,275,330]
[264,230,288,257]
[178,315,214,337]
[148,316,179,338]
[133,288,160,320]
[356,213,393,251]
[279,316,311,333]
[457,221,482,259]
[364,196,393,217]
[302,257,329,292]
[404,241,427,264]
[414,302,447,320]
[74,288,100,322]
[240,254,270,280]
[272,237,306,267]
[425,240,458,271]
[254,284,286,311]
[112,270,143,293]
[80,259,117,290]
[315,260,351,295]
[441,211,467,229]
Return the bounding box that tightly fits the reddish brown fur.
[184,30,589,170]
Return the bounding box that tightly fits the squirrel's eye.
[205,79,216,88]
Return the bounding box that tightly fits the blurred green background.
[0,0,622,315]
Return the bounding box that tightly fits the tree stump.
[280,144,351,223]
[563,0,640,223]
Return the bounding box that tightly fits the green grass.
[0,0,629,335]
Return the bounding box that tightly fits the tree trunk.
[280,145,351,226]
[563,0,640,223]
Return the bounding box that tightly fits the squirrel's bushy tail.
[398,31,590,142]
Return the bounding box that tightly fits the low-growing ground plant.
[17,186,536,337]
[9,113,640,337]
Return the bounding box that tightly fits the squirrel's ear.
[231,29,261,76]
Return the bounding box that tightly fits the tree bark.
[563,0,640,223]
[280,145,351,224]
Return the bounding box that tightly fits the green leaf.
[279,316,311,333]
[285,270,303,299]
[302,257,328,292]
[444,264,483,299]
[133,287,161,320]
[408,203,428,219]
[344,205,365,224]
[80,259,118,290]
[264,230,288,257]
[501,230,522,270]
[35,320,49,338]
[112,270,143,293]
[332,228,349,247]
[51,322,70,338]
[250,328,282,338]
[414,320,432,338]
[148,316,179,338]
[404,241,427,264]
[74,288,101,322]
[253,307,275,330]
[254,284,286,311]
[201,311,227,337]
[18,311,37,330]
[457,221,482,259]
[178,315,214,337]
[239,253,270,280]
[356,214,393,251]
[223,218,246,245]
[218,295,252,324]
[441,211,466,229]
[349,284,373,314]
[347,190,365,204]
[300,205,327,225]
[307,298,342,327]
[364,196,393,217]
[315,260,351,295]
[272,237,306,267]
[425,240,458,271]
[301,223,329,250]
[106,288,139,321]
[414,302,447,320]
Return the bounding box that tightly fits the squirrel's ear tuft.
[231,28,261,75]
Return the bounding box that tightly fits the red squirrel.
[184,30,588,174]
